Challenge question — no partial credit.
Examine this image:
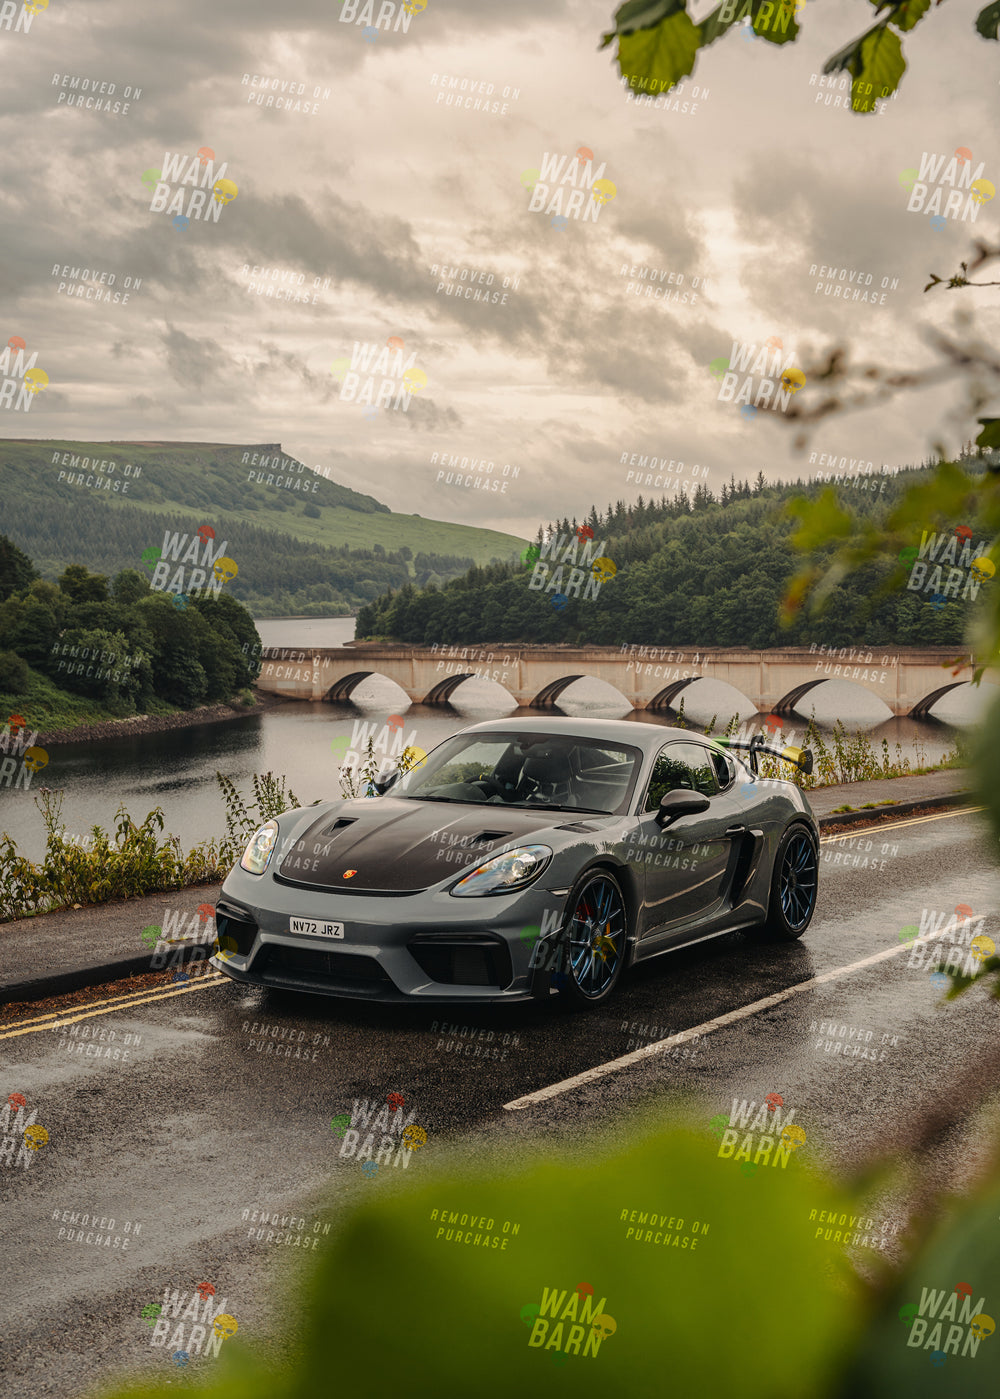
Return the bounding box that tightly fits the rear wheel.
[556,870,628,1006]
[759,824,818,940]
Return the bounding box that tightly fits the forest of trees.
[0,536,262,711]
[356,456,994,649]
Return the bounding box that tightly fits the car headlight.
[450,844,552,897]
[240,820,279,875]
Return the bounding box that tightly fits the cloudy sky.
[2,0,999,538]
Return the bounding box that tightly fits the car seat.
[520,748,575,806]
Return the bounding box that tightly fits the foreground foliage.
[90,1103,1000,1399]
[601,0,1000,116]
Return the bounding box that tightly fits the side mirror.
[372,770,400,795]
[655,789,710,827]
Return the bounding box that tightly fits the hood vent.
[321,817,358,835]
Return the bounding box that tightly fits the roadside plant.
[337,736,424,800]
[214,770,302,868]
[0,789,230,922]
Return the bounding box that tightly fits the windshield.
[390,732,642,815]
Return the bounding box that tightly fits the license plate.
[290,917,344,939]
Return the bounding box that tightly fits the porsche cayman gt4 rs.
[211,716,819,1007]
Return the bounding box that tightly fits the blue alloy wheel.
[757,824,819,941]
[779,831,818,931]
[560,872,627,1005]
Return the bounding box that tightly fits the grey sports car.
[211,716,819,1007]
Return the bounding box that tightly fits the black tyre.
[759,823,819,941]
[556,869,628,1007]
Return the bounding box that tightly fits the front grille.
[215,903,258,957]
[408,935,512,988]
[258,944,395,991]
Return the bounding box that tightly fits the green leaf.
[616,9,702,93]
[698,0,799,47]
[823,24,878,75]
[615,0,686,32]
[851,25,905,110]
[294,1122,865,1399]
[784,490,856,552]
[975,0,1000,38]
[698,0,743,46]
[840,1152,1000,1398]
[889,0,930,31]
[827,17,906,88]
[753,0,800,47]
[976,418,1000,450]
[600,0,686,46]
[973,690,1000,853]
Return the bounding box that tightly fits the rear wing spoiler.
[716,733,813,777]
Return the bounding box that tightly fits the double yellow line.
[0,972,226,1042]
[820,804,983,843]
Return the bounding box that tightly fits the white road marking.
[507,805,983,1110]
[503,925,970,1112]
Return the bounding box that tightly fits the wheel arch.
[562,857,641,960]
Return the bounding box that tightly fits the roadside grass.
[674,702,967,789]
[0,774,297,923]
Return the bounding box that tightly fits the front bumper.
[210,867,564,1004]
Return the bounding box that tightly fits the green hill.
[0,439,527,616]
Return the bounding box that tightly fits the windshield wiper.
[404,795,479,804]
[505,803,612,815]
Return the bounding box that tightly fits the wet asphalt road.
[2,807,999,1397]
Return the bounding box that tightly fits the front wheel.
[556,870,628,1007]
[758,824,819,941]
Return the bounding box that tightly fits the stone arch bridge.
[255,644,994,718]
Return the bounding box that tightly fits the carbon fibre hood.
[274,798,583,893]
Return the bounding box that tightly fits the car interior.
[419,740,637,813]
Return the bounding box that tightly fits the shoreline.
[37,689,291,747]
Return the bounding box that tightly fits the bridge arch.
[909,682,969,719]
[528,675,585,709]
[422,673,479,705]
[324,670,376,703]
[526,674,634,710]
[646,675,757,719]
[772,679,829,717]
[647,677,698,713]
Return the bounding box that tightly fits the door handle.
[724,825,746,837]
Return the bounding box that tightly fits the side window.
[710,749,735,790]
[643,742,719,811]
